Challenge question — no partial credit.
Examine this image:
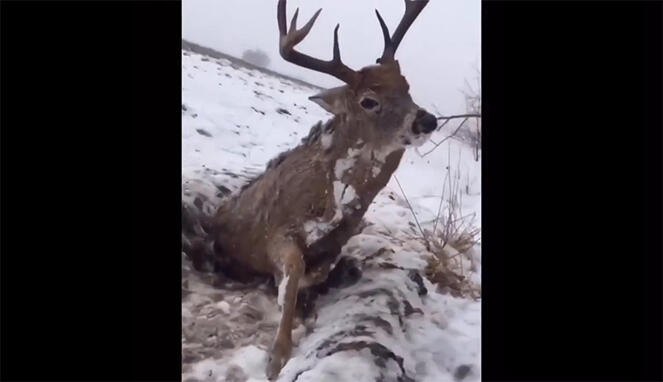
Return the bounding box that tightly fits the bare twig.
[432,161,451,236]
[431,146,481,255]
[436,113,481,120]
[394,175,430,250]
[435,117,454,132]
[419,117,470,157]
[442,146,453,249]
[414,112,474,157]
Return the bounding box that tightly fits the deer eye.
[359,97,380,111]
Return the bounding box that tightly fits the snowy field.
[182,48,481,382]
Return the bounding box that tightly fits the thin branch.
[441,146,453,249]
[432,163,451,236]
[435,117,454,133]
[394,175,430,251]
[419,117,470,157]
[436,113,481,120]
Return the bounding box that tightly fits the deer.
[184,0,436,379]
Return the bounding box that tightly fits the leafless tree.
[242,48,271,68]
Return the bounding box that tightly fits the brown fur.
[208,63,436,379]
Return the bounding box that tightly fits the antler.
[277,0,359,87]
[375,0,429,64]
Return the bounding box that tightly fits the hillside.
[181,47,481,382]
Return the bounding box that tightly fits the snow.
[277,275,289,308]
[303,220,327,246]
[331,181,346,223]
[182,48,481,382]
[372,165,382,178]
[334,157,356,180]
[216,301,231,315]
[320,130,333,150]
[340,185,356,206]
[334,147,362,180]
[333,181,357,210]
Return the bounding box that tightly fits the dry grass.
[423,147,481,300]
[425,241,480,300]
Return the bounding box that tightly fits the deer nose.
[414,109,437,134]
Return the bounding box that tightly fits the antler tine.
[277,0,359,87]
[375,10,392,64]
[376,0,429,63]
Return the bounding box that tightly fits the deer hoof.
[265,340,291,380]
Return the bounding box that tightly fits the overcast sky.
[183,0,480,115]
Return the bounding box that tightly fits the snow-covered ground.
[182,49,481,382]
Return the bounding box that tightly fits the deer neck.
[326,116,405,211]
[302,119,404,264]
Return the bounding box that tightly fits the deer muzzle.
[412,109,437,135]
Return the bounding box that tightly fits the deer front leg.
[266,239,304,380]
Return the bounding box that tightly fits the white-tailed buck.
[185,0,436,378]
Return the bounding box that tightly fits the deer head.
[278,0,437,150]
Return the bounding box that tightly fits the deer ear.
[309,86,350,115]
